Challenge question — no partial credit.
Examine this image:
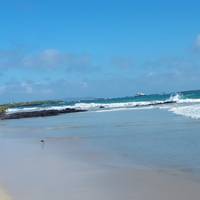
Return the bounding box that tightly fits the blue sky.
[0,0,200,103]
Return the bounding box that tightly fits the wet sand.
[0,138,200,200]
[1,110,200,200]
[0,188,11,200]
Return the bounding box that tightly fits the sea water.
[6,90,200,120]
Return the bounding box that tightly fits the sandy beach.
[0,109,200,200]
[0,138,200,200]
[0,188,11,200]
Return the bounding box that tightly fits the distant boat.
[135,92,145,97]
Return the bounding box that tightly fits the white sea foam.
[169,105,200,119]
[72,94,199,111]
[95,106,155,113]
[7,107,40,113]
[72,101,162,110]
[177,99,200,103]
[6,101,164,114]
[168,93,182,102]
[6,105,71,114]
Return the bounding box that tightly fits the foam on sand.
[169,104,200,119]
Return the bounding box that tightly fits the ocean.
[6,89,200,120]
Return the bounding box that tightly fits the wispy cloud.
[23,49,93,69]
[0,48,96,72]
[0,79,92,103]
[111,56,135,69]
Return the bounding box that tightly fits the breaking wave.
[6,90,200,119]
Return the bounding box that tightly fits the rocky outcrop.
[0,108,87,120]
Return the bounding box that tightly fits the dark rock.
[0,108,87,120]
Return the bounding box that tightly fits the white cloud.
[22,49,63,68]
[0,48,95,72]
[28,49,92,69]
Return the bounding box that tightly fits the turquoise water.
[7,90,200,117]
